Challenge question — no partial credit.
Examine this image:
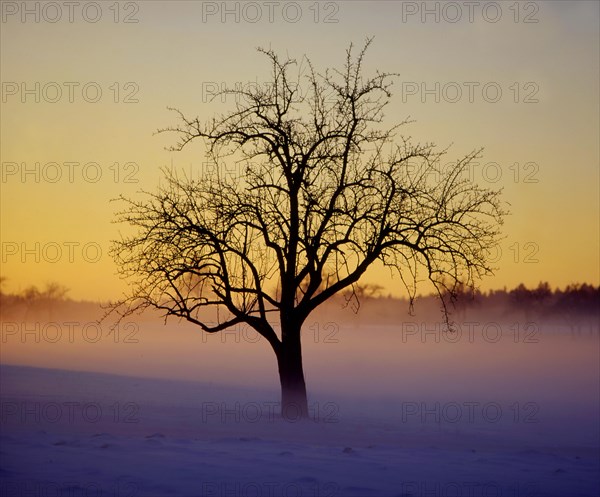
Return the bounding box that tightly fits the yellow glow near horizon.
[1,1,599,301]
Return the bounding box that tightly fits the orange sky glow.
[1,1,599,301]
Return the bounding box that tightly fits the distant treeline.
[0,281,100,320]
[321,282,600,332]
[0,280,598,331]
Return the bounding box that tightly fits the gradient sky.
[1,0,599,300]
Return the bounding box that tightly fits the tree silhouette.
[110,40,505,418]
[509,282,552,322]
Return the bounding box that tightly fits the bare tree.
[110,39,505,419]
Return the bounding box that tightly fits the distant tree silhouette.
[510,282,553,321]
[341,283,385,312]
[0,281,69,319]
[23,282,69,319]
[439,281,483,324]
[110,40,505,418]
[552,283,600,334]
[22,285,41,301]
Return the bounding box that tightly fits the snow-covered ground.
[1,320,599,496]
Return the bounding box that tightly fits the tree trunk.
[276,322,309,420]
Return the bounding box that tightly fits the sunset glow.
[2,1,598,300]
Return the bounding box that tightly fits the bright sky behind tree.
[1,0,598,300]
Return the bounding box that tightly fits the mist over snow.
[1,296,599,496]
